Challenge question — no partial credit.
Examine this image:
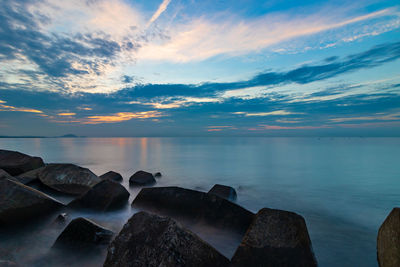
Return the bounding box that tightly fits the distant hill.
[59,134,78,138]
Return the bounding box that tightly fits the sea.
[0,137,399,266]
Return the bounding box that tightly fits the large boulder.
[15,167,44,185]
[69,179,130,211]
[231,208,317,267]
[129,170,156,186]
[377,208,400,267]
[0,149,44,176]
[208,184,237,201]
[132,186,254,233]
[53,217,113,249]
[99,171,123,182]
[0,169,17,182]
[0,178,62,224]
[103,211,229,267]
[38,164,101,195]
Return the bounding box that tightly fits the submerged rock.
[129,170,156,186]
[103,211,229,267]
[15,167,44,185]
[38,164,100,195]
[208,184,237,201]
[0,149,44,176]
[132,186,254,233]
[53,217,113,249]
[377,207,400,267]
[99,171,123,182]
[154,172,162,178]
[231,208,317,267]
[0,178,62,224]
[69,179,130,211]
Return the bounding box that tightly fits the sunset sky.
[1,0,400,136]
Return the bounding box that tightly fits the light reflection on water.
[1,137,400,266]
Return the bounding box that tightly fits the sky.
[0,0,400,137]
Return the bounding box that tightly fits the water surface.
[1,137,399,266]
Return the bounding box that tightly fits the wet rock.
[0,149,44,176]
[69,179,130,211]
[129,170,156,186]
[0,178,62,224]
[103,211,229,267]
[15,167,44,185]
[208,184,237,201]
[132,186,254,233]
[0,169,17,182]
[377,207,400,267]
[38,164,100,195]
[53,217,113,249]
[154,172,162,178]
[231,208,317,267]
[99,171,123,182]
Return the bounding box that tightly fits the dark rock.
[129,170,156,186]
[38,164,100,195]
[231,208,317,267]
[132,186,254,233]
[0,149,44,176]
[15,167,44,185]
[154,172,162,178]
[69,179,130,211]
[0,178,62,224]
[377,207,400,267]
[56,213,68,222]
[103,211,229,267]
[0,169,17,182]
[208,184,237,201]
[53,217,113,249]
[0,260,18,266]
[99,171,123,182]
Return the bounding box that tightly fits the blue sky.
[0,0,400,136]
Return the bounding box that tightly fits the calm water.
[1,137,399,266]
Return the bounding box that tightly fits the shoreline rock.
[0,149,44,176]
[231,208,318,267]
[377,207,400,267]
[38,164,101,195]
[103,211,230,267]
[132,186,254,233]
[129,170,156,186]
[99,171,123,182]
[68,179,130,211]
[0,178,63,224]
[208,184,237,201]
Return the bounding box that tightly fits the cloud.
[57,112,76,116]
[0,103,43,113]
[146,0,172,28]
[138,8,400,62]
[233,110,301,117]
[83,111,164,124]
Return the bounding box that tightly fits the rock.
[69,179,130,211]
[0,260,18,266]
[377,207,400,267]
[0,169,17,182]
[129,170,156,186]
[53,217,113,249]
[103,211,229,267]
[38,164,101,195]
[56,213,68,222]
[0,178,62,224]
[0,149,44,176]
[231,208,317,267]
[154,172,162,178]
[99,171,123,182]
[208,184,237,201]
[132,186,254,233]
[15,167,44,185]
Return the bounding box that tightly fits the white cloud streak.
[146,0,172,28]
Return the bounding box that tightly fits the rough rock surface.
[0,178,62,224]
[99,171,123,182]
[208,184,237,201]
[38,164,100,195]
[53,217,113,249]
[132,186,254,232]
[103,211,229,267]
[377,207,400,267]
[0,169,17,182]
[129,170,156,186]
[0,149,44,176]
[231,208,318,267]
[15,167,44,185]
[69,179,130,211]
